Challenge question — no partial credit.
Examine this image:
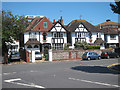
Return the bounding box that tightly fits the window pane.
[44,21,47,28]
[110,35,116,39]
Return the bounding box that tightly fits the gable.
[50,22,67,32]
[33,17,53,31]
[75,23,88,32]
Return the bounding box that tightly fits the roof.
[95,20,120,27]
[25,38,40,45]
[26,17,44,31]
[94,38,105,45]
[101,28,119,35]
[66,19,102,32]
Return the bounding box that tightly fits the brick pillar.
[26,51,29,62]
[76,51,78,59]
[69,51,71,59]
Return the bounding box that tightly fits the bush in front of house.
[74,41,88,50]
[64,43,71,50]
[87,45,100,49]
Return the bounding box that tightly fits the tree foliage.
[2,10,29,55]
[110,1,120,14]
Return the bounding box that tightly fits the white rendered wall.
[24,32,30,44]
[85,33,89,43]
[91,32,104,43]
[106,35,119,43]
[63,33,67,44]
[71,32,75,49]
[100,43,105,49]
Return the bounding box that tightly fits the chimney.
[53,19,55,23]
[60,16,63,24]
[58,19,60,22]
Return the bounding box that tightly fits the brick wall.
[52,50,102,61]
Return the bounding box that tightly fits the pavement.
[2,58,120,89]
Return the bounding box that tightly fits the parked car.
[101,51,119,59]
[9,52,20,61]
[35,51,42,60]
[115,48,120,57]
[82,52,101,60]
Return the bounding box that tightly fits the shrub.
[74,41,88,50]
[88,45,100,49]
[64,43,70,50]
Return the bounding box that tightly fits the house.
[66,19,105,49]
[95,19,120,48]
[6,37,19,56]
[48,20,68,50]
[24,16,67,54]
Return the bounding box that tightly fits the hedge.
[88,45,100,49]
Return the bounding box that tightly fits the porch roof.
[94,38,106,45]
[25,38,40,45]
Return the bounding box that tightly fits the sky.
[2,2,118,25]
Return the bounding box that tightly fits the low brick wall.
[52,50,102,61]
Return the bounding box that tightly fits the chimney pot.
[61,16,62,20]
[58,19,60,22]
[53,19,55,23]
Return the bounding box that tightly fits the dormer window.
[44,21,47,28]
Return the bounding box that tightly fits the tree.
[2,10,29,64]
[110,1,120,47]
[110,1,120,14]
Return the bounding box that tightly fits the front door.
[44,46,49,55]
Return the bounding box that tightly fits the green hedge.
[88,45,100,49]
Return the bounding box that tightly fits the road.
[2,58,120,89]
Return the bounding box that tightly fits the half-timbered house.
[66,19,105,49]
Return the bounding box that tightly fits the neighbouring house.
[66,19,105,49]
[5,37,19,56]
[24,16,67,55]
[48,20,68,50]
[25,15,44,22]
[95,19,120,48]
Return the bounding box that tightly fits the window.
[93,52,97,55]
[76,33,86,38]
[44,21,47,28]
[34,45,38,48]
[27,45,32,48]
[52,43,63,50]
[43,32,47,41]
[97,33,101,38]
[110,35,116,40]
[53,32,63,38]
[89,52,93,55]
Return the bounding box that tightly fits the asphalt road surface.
[2,58,120,89]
